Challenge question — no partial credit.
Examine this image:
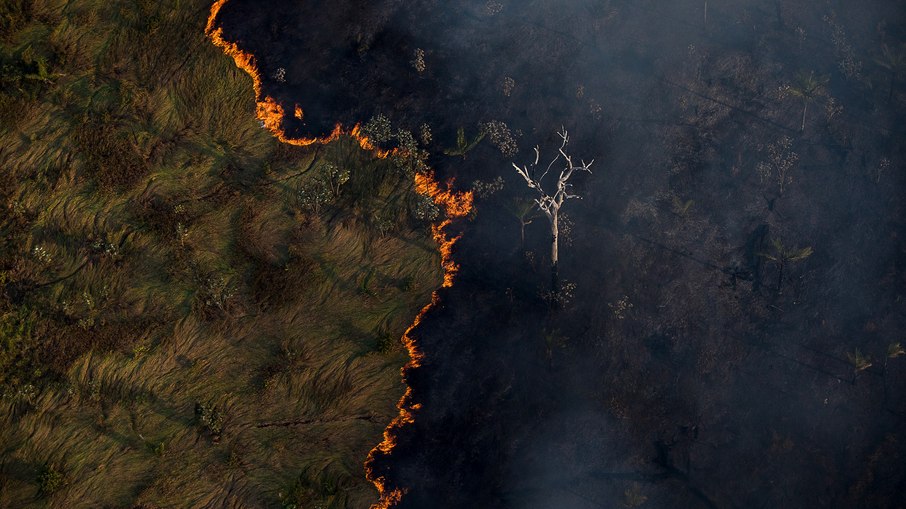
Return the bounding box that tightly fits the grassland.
[0,1,442,507]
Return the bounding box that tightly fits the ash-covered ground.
[218,1,906,507]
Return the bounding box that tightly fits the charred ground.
[219,0,906,507]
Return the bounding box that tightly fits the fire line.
[205,2,474,507]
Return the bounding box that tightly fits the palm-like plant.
[787,71,827,132]
[443,127,485,159]
[671,196,694,218]
[875,44,906,103]
[847,349,872,373]
[504,197,538,250]
[758,238,812,292]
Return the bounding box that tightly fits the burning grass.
[0,0,449,507]
[203,3,474,506]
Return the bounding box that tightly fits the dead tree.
[513,128,593,289]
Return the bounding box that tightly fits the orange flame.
[414,172,474,219]
[206,2,473,507]
[206,0,395,155]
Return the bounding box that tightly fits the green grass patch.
[0,1,442,507]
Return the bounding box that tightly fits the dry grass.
[0,1,441,507]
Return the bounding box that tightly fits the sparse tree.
[787,71,827,131]
[882,342,904,404]
[412,48,426,75]
[322,163,350,198]
[543,328,568,369]
[513,128,593,287]
[875,44,906,104]
[444,127,485,159]
[847,348,872,375]
[504,197,538,250]
[757,238,812,293]
[756,136,798,196]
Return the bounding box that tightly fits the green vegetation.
[0,0,441,507]
[194,401,224,442]
[36,463,66,496]
[670,196,695,218]
[504,197,537,250]
[443,126,485,159]
[757,238,812,292]
[785,70,828,131]
[623,482,648,508]
[874,44,906,103]
[847,349,873,373]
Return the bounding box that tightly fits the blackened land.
[220,0,906,507]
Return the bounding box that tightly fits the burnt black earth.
[217,1,906,507]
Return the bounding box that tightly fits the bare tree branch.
[512,127,594,276]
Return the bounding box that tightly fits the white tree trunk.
[550,211,559,268]
[512,128,592,292]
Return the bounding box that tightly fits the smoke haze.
[218,1,906,506]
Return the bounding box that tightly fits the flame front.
[206,0,395,155]
[206,2,473,507]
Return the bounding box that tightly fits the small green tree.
[543,328,568,369]
[37,463,65,496]
[786,71,828,131]
[195,401,224,442]
[322,163,350,198]
[443,127,485,159]
[881,342,904,399]
[504,197,538,250]
[671,196,694,218]
[624,482,648,507]
[875,44,906,103]
[756,136,798,196]
[758,238,812,292]
[296,178,332,215]
[847,349,872,373]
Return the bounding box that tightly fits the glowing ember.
[206,2,474,507]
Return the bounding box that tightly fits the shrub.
[847,349,872,372]
[361,113,392,144]
[411,195,440,222]
[195,401,224,441]
[481,120,518,157]
[37,463,65,496]
[374,333,396,354]
[443,126,485,159]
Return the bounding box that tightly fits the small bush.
[195,401,223,441]
[37,463,65,496]
[374,333,396,354]
[147,440,166,456]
